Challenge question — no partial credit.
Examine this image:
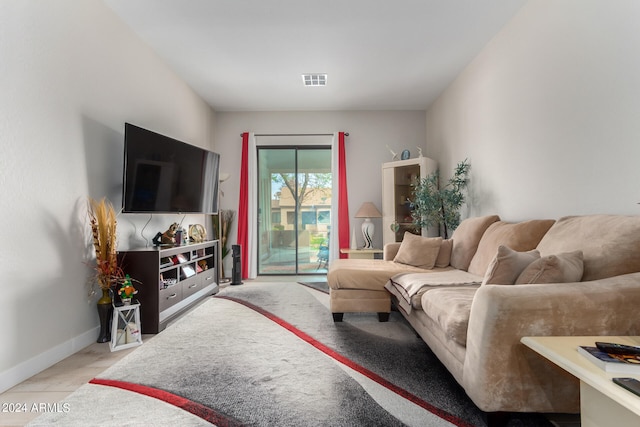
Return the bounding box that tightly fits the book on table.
[578,346,640,374]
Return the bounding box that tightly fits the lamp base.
[361,219,375,249]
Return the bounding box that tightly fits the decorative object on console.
[416,147,423,158]
[117,275,137,305]
[401,149,410,160]
[174,228,183,246]
[189,224,206,243]
[160,223,179,245]
[355,202,382,249]
[410,158,470,239]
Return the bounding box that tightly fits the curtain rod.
[240,132,349,137]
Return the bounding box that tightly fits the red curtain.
[237,132,249,278]
[337,132,350,259]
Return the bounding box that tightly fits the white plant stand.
[110,301,143,352]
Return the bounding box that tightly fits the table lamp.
[355,202,382,249]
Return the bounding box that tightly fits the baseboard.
[0,326,99,394]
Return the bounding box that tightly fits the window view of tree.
[272,172,332,218]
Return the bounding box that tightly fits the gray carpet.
[28,281,555,426]
[297,281,329,294]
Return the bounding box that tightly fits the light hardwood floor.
[0,337,153,427]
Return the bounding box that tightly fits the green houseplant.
[410,159,470,239]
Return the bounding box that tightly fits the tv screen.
[122,123,220,214]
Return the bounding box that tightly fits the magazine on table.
[578,345,640,374]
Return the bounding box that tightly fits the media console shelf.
[117,240,219,333]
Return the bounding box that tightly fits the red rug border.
[216,295,475,427]
[89,378,244,427]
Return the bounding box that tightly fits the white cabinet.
[382,157,437,245]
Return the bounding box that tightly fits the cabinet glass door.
[394,165,421,241]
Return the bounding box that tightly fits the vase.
[96,288,113,343]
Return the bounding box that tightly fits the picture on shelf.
[181,265,196,278]
[172,254,188,264]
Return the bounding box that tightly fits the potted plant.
[410,159,470,239]
[88,197,125,342]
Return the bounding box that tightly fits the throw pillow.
[482,245,541,285]
[435,239,453,268]
[450,215,500,271]
[394,232,443,269]
[467,219,555,277]
[515,250,584,284]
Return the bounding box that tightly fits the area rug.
[297,281,329,294]
[28,281,554,426]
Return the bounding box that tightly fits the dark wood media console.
[117,240,219,333]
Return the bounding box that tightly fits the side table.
[340,248,383,260]
[521,336,640,427]
[110,301,143,352]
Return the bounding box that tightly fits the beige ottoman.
[327,258,424,322]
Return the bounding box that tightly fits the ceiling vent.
[302,74,327,87]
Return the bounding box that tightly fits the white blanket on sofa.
[385,270,483,314]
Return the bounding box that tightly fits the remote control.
[595,342,640,356]
[613,377,640,397]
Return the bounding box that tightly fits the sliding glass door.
[257,147,332,275]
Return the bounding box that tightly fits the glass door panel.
[257,147,331,275]
[296,149,331,274]
[258,148,295,275]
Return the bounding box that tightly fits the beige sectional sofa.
[327,214,640,416]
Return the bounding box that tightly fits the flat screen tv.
[122,123,220,214]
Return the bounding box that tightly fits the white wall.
[426,0,640,222]
[213,111,426,272]
[0,0,215,392]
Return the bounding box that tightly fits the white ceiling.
[104,0,526,112]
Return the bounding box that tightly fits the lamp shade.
[355,202,382,218]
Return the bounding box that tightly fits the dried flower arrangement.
[213,209,235,278]
[88,197,125,292]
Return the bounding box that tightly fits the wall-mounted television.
[122,123,220,214]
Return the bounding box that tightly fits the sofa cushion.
[435,239,453,268]
[482,246,541,285]
[421,287,478,347]
[450,215,500,271]
[536,215,640,281]
[467,219,555,276]
[393,233,443,269]
[328,259,427,291]
[515,250,584,284]
[385,270,482,314]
